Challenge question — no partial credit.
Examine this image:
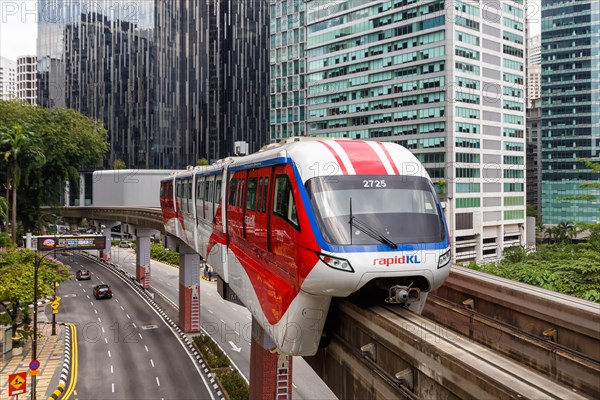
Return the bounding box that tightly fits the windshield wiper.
[349,198,397,249]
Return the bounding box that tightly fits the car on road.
[75,269,91,280]
[119,241,133,248]
[93,284,113,299]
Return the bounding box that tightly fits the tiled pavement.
[1,321,65,399]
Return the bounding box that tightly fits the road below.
[55,253,213,399]
[108,247,337,400]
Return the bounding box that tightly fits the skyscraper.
[37,0,270,169]
[541,0,600,224]
[16,56,37,105]
[299,0,527,263]
[0,56,17,100]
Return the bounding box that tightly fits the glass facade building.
[541,0,600,224]
[37,0,270,169]
[300,0,527,263]
[269,0,307,140]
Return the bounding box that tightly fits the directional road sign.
[8,372,27,396]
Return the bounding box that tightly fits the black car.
[75,269,91,280]
[93,284,113,299]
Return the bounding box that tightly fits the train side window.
[262,177,269,213]
[237,180,245,208]
[188,180,193,200]
[247,178,257,210]
[214,179,222,217]
[256,178,263,213]
[215,179,222,203]
[204,179,210,203]
[273,174,299,228]
[229,179,237,206]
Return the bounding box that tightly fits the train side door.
[244,168,269,253]
[227,170,246,243]
[269,164,300,282]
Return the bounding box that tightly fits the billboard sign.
[36,235,106,251]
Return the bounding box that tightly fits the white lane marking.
[145,345,149,352]
[104,338,108,344]
[120,306,124,311]
[110,365,113,374]
[231,307,238,311]
[156,377,160,387]
[82,288,86,292]
[126,314,131,319]
[108,350,112,358]
[94,309,98,314]
[112,383,114,393]
[115,299,119,303]
[234,330,239,335]
[102,327,105,333]
[293,383,297,389]
[208,310,214,314]
[90,302,94,306]
[98,318,102,323]
[101,280,104,283]
[86,295,90,299]
[220,319,225,324]
[78,283,82,287]
[150,359,155,368]
[218,299,223,304]
[246,316,251,320]
[132,322,137,328]
[139,333,143,340]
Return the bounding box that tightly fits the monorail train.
[160,137,450,356]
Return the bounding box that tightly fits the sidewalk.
[0,321,65,399]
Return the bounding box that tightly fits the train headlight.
[318,253,354,273]
[438,249,451,269]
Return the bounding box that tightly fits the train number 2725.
[363,180,387,188]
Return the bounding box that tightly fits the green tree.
[0,100,109,235]
[0,196,7,232]
[197,158,209,166]
[0,248,69,341]
[0,123,46,242]
[113,159,126,169]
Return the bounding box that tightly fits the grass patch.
[193,334,249,399]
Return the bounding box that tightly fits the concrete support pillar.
[135,228,154,289]
[250,318,293,400]
[178,245,201,333]
[99,221,119,261]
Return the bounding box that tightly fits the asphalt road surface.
[108,247,337,400]
[55,253,213,399]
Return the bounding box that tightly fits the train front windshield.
[306,175,446,246]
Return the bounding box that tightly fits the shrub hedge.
[193,334,249,399]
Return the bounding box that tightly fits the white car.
[119,241,133,248]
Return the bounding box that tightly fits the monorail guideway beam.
[250,318,293,400]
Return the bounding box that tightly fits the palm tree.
[0,196,7,231]
[0,123,45,243]
[557,221,575,244]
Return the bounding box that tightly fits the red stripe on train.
[336,140,388,175]
[317,140,348,175]
[376,142,400,175]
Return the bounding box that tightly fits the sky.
[0,0,543,62]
